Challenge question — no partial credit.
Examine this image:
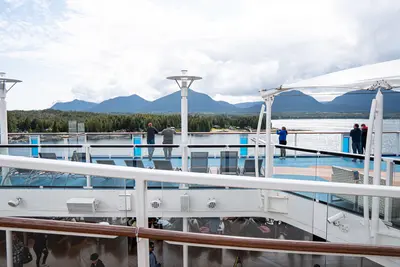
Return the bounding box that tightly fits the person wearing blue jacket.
[277,126,288,159]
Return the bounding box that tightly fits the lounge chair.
[39,152,58,160]
[241,159,264,176]
[71,151,92,163]
[96,160,116,165]
[153,160,180,171]
[190,152,210,173]
[124,159,145,168]
[218,151,240,175]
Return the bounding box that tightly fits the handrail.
[0,155,399,197]
[2,142,398,163]
[8,131,400,135]
[0,217,399,257]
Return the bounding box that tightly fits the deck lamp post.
[167,70,201,267]
[166,70,202,175]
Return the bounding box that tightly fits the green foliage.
[7,110,264,133]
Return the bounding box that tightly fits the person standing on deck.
[147,122,158,161]
[149,241,161,267]
[277,126,288,159]
[33,233,49,267]
[160,125,176,160]
[361,124,368,153]
[90,253,105,267]
[350,123,362,161]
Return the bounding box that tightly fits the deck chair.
[39,152,58,160]
[71,151,92,163]
[124,159,145,168]
[94,160,116,181]
[190,152,210,173]
[153,160,180,171]
[38,152,65,185]
[96,160,116,165]
[218,151,240,175]
[241,159,264,176]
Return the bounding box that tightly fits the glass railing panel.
[382,132,399,155]
[0,166,87,188]
[296,133,341,152]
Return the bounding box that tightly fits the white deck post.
[135,179,149,266]
[166,71,202,190]
[6,230,12,267]
[255,104,265,178]
[363,99,376,226]
[384,159,394,222]
[182,217,189,267]
[371,90,383,240]
[396,132,400,156]
[265,96,274,178]
[84,145,92,188]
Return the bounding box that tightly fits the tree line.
[7,109,266,133]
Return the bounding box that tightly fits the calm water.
[9,119,400,157]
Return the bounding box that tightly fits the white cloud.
[1,0,400,109]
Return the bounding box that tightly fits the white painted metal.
[166,70,202,190]
[255,104,265,178]
[371,90,383,240]
[183,218,188,267]
[6,230,12,267]
[85,145,92,188]
[265,97,273,178]
[384,160,394,222]
[0,154,399,197]
[63,137,68,160]
[1,227,117,239]
[135,179,149,267]
[397,132,400,156]
[363,99,376,225]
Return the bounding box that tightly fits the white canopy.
[260,59,400,98]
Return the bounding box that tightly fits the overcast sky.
[1,0,400,110]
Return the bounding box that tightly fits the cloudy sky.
[1,0,400,110]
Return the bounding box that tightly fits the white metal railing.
[7,131,400,156]
[0,154,400,266]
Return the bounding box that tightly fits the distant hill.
[324,89,400,112]
[139,89,238,113]
[242,91,325,113]
[51,99,97,112]
[89,94,149,113]
[50,88,400,114]
[235,102,263,108]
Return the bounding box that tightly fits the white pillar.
[180,81,189,189]
[182,217,189,267]
[6,230,12,267]
[135,179,149,267]
[363,99,376,226]
[0,81,9,180]
[84,145,92,188]
[255,104,265,178]
[371,90,383,240]
[265,97,273,178]
[384,159,394,222]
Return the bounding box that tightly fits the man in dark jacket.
[33,233,49,267]
[90,253,105,267]
[361,124,368,153]
[350,124,362,160]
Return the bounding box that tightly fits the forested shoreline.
[7,109,399,133]
[7,110,263,133]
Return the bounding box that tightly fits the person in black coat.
[350,124,362,160]
[361,124,368,153]
[90,253,105,267]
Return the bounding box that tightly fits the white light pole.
[167,70,201,267]
[166,70,202,175]
[0,72,22,183]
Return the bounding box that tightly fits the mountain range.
[51,89,400,114]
